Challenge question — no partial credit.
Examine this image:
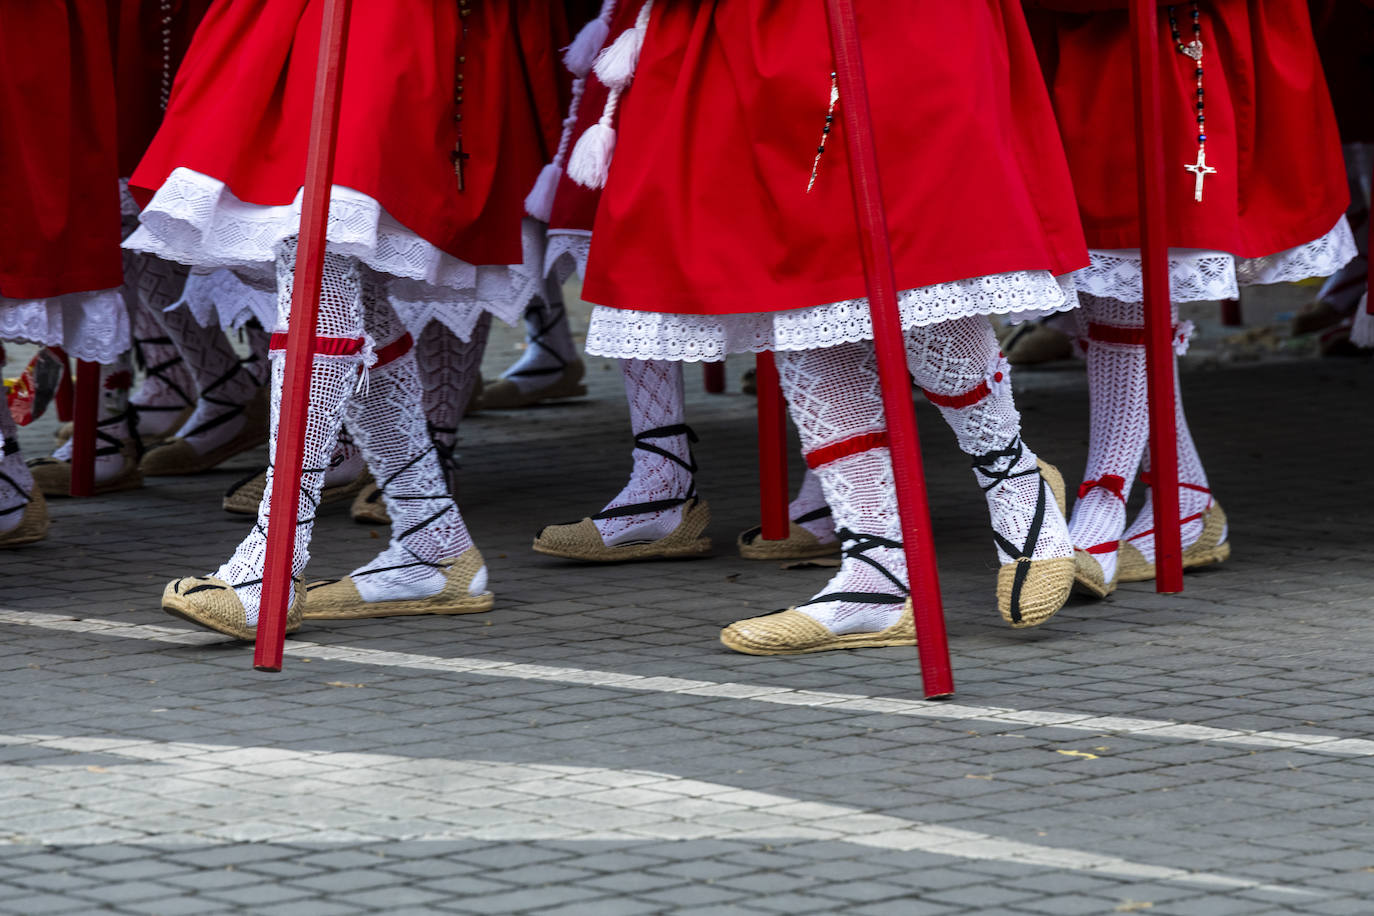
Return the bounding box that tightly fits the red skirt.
[1033,0,1349,255]
[0,0,122,300]
[131,0,563,269]
[581,0,1088,317]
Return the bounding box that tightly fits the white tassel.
[987,354,1013,401]
[593,0,653,90]
[1173,319,1196,356]
[1349,294,1374,349]
[524,163,563,222]
[567,121,617,190]
[563,2,615,78]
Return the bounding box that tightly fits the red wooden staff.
[1129,0,1184,593]
[755,351,790,541]
[253,0,355,671]
[823,0,953,699]
[68,361,100,497]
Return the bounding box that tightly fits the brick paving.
[0,294,1372,915]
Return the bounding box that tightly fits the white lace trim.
[124,167,538,332]
[0,289,130,363]
[545,229,591,283]
[175,269,278,331]
[1077,217,1357,304]
[585,271,1077,362]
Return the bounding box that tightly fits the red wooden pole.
[702,361,725,393]
[824,0,953,699]
[756,351,790,541]
[68,360,100,497]
[1129,0,1184,593]
[253,0,354,671]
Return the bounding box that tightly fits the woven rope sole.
[141,388,269,476]
[303,547,494,619]
[720,601,916,655]
[533,498,712,563]
[224,468,372,515]
[161,575,303,640]
[60,406,195,446]
[350,482,391,525]
[737,521,839,561]
[476,361,587,410]
[1037,459,1067,518]
[1001,555,1076,627]
[1071,549,1118,599]
[1117,502,1231,583]
[0,491,49,548]
[29,442,144,497]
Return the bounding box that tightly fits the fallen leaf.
[326,681,366,689]
[1115,902,1153,912]
[1056,749,1100,760]
[85,766,107,773]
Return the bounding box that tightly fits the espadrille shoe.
[1073,548,1118,599]
[737,506,839,561]
[161,575,304,640]
[1117,498,1230,583]
[350,481,391,524]
[303,547,494,619]
[721,600,916,655]
[223,466,372,515]
[141,386,269,476]
[476,360,587,410]
[534,496,712,562]
[976,446,1075,628]
[28,439,144,497]
[0,491,50,548]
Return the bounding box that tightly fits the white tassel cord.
[567,89,620,190]
[593,0,653,91]
[524,78,587,221]
[563,0,616,77]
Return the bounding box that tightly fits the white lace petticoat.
[124,167,539,340]
[585,270,1077,362]
[1076,217,1357,304]
[0,289,130,364]
[545,229,591,285]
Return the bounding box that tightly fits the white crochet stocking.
[1125,363,1215,562]
[328,425,366,487]
[213,243,364,622]
[593,359,695,546]
[125,262,196,439]
[345,286,477,602]
[790,469,835,542]
[50,354,137,483]
[160,303,261,456]
[242,323,271,387]
[777,342,906,635]
[416,314,491,493]
[0,408,34,535]
[908,316,1072,568]
[1067,295,1155,582]
[498,279,580,394]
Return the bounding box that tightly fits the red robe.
[1029,0,1349,254]
[581,0,1088,316]
[131,0,567,268]
[0,1,123,300]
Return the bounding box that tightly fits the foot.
[1067,473,1127,599]
[721,601,915,655]
[0,443,49,547]
[975,441,1075,626]
[28,414,143,496]
[476,360,587,409]
[534,497,712,562]
[162,575,303,640]
[141,385,268,476]
[737,506,839,560]
[303,546,493,619]
[1118,480,1230,582]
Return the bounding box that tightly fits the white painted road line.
[0,733,1312,896]
[3,607,1373,757]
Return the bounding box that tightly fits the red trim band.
[922,380,990,409]
[1087,322,1185,347]
[1084,541,1119,555]
[805,431,889,469]
[269,333,366,356]
[372,333,414,369]
[1139,473,1211,495]
[1077,474,1126,502]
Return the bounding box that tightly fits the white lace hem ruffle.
[585,270,1077,362]
[124,167,538,336]
[545,229,591,284]
[0,289,130,364]
[1077,217,1357,304]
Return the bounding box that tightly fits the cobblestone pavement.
[1,298,1373,915]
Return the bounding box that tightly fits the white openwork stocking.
[125,263,196,439]
[790,468,835,542]
[0,407,34,535]
[242,323,271,387]
[908,316,1072,568]
[416,313,492,493]
[213,243,365,622]
[160,301,261,456]
[777,341,906,635]
[1125,362,1214,562]
[344,285,477,602]
[50,354,138,483]
[593,358,695,546]
[1067,295,1155,581]
[498,278,580,394]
